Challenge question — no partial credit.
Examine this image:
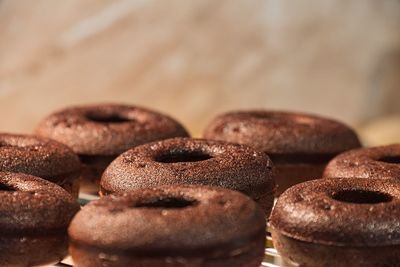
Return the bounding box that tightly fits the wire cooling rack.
[51,193,290,267]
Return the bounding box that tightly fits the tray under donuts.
[49,194,294,267]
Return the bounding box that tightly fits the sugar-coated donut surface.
[270,178,400,246]
[0,172,80,232]
[35,103,190,156]
[204,110,361,155]
[100,138,275,203]
[0,133,80,182]
[69,186,266,267]
[324,144,400,180]
[0,172,80,266]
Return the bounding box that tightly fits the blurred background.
[0,0,399,145]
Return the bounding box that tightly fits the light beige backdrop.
[0,0,399,141]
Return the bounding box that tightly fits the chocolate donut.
[0,172,80,266]
[324,144,400,180]
[69,185,266,267]
[35,104,189,193]
[270,178,400,267]
[204,110,361,195]
[100,137,275,215]
[0,133,81,197]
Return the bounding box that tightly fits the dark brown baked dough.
[204,110,361,195]
[100,137,275,215]
[324,144,400,180]
[270,178,400,267]
[69,185,266,267]
[35,104,189,193]
[0,172,80,266]
[0,133,81,196]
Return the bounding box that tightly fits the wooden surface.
[0,0,399,142]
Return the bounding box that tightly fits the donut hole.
[0,183,16,191]
[155,150,212,163]
[378,155,400,164]
[332,190,392,204]
[135,197,198,209]
[86,113,133,124]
